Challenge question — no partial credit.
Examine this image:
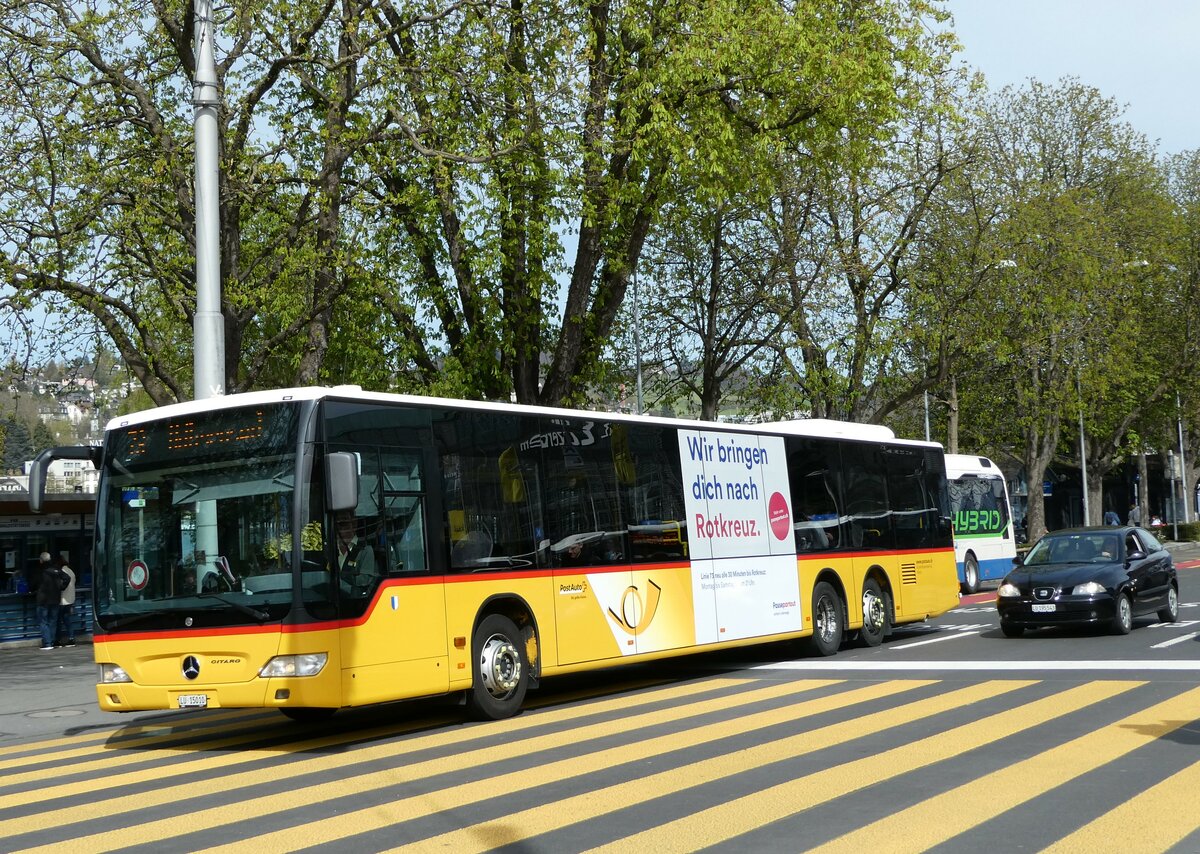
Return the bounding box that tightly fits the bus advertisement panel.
[679,430,800,644]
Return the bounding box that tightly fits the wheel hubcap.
[816,596,837,642]
[479,634,521,698]
[863,590,884,633]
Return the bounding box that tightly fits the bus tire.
[962,554,980,594]
[280,707,337,723]
[808,581,843,657]
[467,613,529,720]
[858,578,890,647]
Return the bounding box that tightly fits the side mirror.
[1127,550,1146,563]
[1012,555,1024,567]
[326,452,360,513]
[28,446,102,513]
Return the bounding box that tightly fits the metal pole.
[192,0,223,577]
[632,268,644,415]
[193,0,224,401]
[923,391,930,442]
[1077,367,1089,525]
[1179,392,1190,522]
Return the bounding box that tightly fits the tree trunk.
[1137,451,1149,524]
[946,374,959,454]
[1087,475,1104,527]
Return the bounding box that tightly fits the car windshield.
[1024,532,1121,565]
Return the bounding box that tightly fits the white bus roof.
[106,386,939,449]
[944,453,1006,479]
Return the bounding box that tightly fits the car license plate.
[177,694,208,709]
[1031,603,1056,613]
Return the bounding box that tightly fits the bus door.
[334,446,448,705]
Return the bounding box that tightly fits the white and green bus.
[946,454,1017,594]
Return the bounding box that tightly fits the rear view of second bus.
[946,454,1017,594]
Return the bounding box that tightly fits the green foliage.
[1,417,31,473]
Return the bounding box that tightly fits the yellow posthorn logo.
[607,580,662,636]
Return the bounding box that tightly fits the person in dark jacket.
[35,552,63,651]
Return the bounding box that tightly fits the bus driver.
[335,510,377,588]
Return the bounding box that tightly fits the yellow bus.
[29,387,958,721]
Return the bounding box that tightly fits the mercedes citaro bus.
[30,387,959,721]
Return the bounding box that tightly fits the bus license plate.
[178,694,208,709]
[1031,604,1056,613]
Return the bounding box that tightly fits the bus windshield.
[94,403,326,630]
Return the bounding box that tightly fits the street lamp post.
[193,0,224,401]
[632,268,644,415]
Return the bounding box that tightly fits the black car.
[996,526,1178,637]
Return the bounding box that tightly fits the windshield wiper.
[106,611,167,630]
[197,593,271,623]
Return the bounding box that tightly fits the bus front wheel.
[467,613,529,720]
[809,581,843,657]
[962,554,980,594]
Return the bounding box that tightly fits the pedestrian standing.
[1128,503,1142,526]
[34,552,63,651]
[56,556,77,648]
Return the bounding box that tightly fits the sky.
[944,0,1200,156]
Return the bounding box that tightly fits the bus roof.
[944,453,1006,480]
[105,386,939,449]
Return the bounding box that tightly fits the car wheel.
[962,554,980,595]
[466,613,529,720]
[809,581,843,656]
[1157,585,1179,623]
[1000,622,1024,638]
[858,578,890,647]
[1111,593,1133,635]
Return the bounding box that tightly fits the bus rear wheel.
[809,581,843,657]
[467,613,529,720]
[962,554,980,594]
[858,578,890,648]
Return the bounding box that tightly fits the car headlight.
[259,653,328,678]
[99,663,132,683]
[1073,581,1105,596]
[997,582,1021,598]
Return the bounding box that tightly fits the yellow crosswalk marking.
[398,680,1034,854]
[3,676,749,848]
[583,680,1141,854]
[203,680,921,854]
[809,683,1200,854]
[0,708,273,769]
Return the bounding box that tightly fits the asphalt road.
[4,542,1200,851]
[3,540,1199,744]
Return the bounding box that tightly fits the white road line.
[754,660,1200,672]
[889,631,982,650]
[1151,631,1200,649]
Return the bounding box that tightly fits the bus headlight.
[99,663,132,683]
[259,653,328,678]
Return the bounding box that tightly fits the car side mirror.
[1127,550,1146,562]
[1011,555,1024,567]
